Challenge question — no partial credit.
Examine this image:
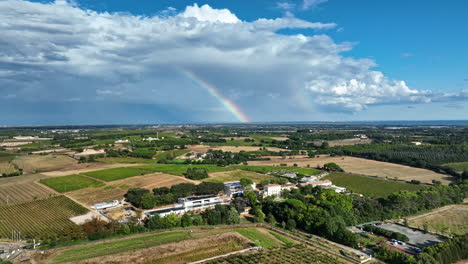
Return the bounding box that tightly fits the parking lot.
[379,223,444,248]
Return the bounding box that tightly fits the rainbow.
[179,69,251,123]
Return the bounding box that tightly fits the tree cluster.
[125,182,224,209]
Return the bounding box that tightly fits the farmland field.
[97,157,156,164]
[324,173,427,198]
[48,228,287,264]
[39,174,105,193]
[0,162,17,174]
[83,167,153,181]
[0,195,87,238]
[0,182,53,205]
[68,173,196,205]
[207,170,276,183]
[12,154,77,173]
[249,155,451,184]
[207,244,344,264]
[235,228,284,248]
[154,149,190,162]
[137,164,234,176]
[0,152,18,162]
[408,204,468,235]
[234,165,321,175]
[50,231,192,263]
[443,162,468,172]
[188,144,286,154]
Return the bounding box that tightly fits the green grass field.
[137,164,234,176]
[235,228,284,248]
[207,140,259,147]
[154,149,190,162]
[39,175,104,192]
[83,167,153,181]
[269,231,294,245]
[443,162,468,172]
[324,173,427,198]
[234,165,321,175]
[0,152,19,162]
[206,170,276,183]
[51,231,192,263]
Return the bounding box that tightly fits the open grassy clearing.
[443,162,468,172]
[137,164,234,176]
[0,152,19,162]
[0,182,53,205]
[83,167,153,181]
[249,155,451,184]
[206,170,276,183]
[51,231,191,263]
[11,154,77,173]
[0,195,87,238]
[154,149,190,162]
[39,174,105,193]
[49,228,284,264]
[326,138,372,146]
[324,173,427,198]
[235,228,284,248]
[41,162,144,177]
[68,173,196,205]
[408,204,468,235]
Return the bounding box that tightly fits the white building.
[224,181,256,197]
[281,183,297,191]
[144,195,228,218]
[115,139,130,144]
[300,180,332,188]
[263,184,282,197]
[143,137,160,141]
[281,172,297,178]
[91,200,119,210]
[300,176,318,183]
[410,141,422,146]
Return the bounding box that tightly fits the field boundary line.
[188,247,262,264]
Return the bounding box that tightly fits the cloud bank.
[0,0,466,123]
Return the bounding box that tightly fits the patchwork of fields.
[249,155,452,184]
[207,170,276,183]
[0,195,87,238]
[47,227,292,264]
[324,173,427,198]
[83,167,153,181]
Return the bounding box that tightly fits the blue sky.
[1,0,467,124]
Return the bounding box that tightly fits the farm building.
[300,180,332,188]
[91,200,119,210]
[115,139,130,144]
[281,172,297,178]
[224,181,256,197]
[263,184,282,197]
[144,195,229,217]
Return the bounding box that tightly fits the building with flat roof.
[224,181,256,197]
[263,184,282,197]
[91,200,119,210]
[144,195,229,218]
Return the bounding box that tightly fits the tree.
[181,213,192,227]
[286,219,296,230]
[266,213,276,224]
[192,215,204,226]
[323,163,343,172]
[196,182,224,195]
[226,207,240,224]
[240,178,254,188]
[140,192,155,209]
[185,168,209,180]
[462,170,468,180]
[160,213,181,229]
[146,215,163,229]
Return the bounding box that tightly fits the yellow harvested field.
[408,204,468,235]
[248,155,451,184]
[0,182,54,205]
[12,155,77,173]
[207,170,275,183]
[68,173,197,205]
[326,138,372,146]
[0,162,17,174]
[188,144,287,153]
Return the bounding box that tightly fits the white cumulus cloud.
[0,0,466,122]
